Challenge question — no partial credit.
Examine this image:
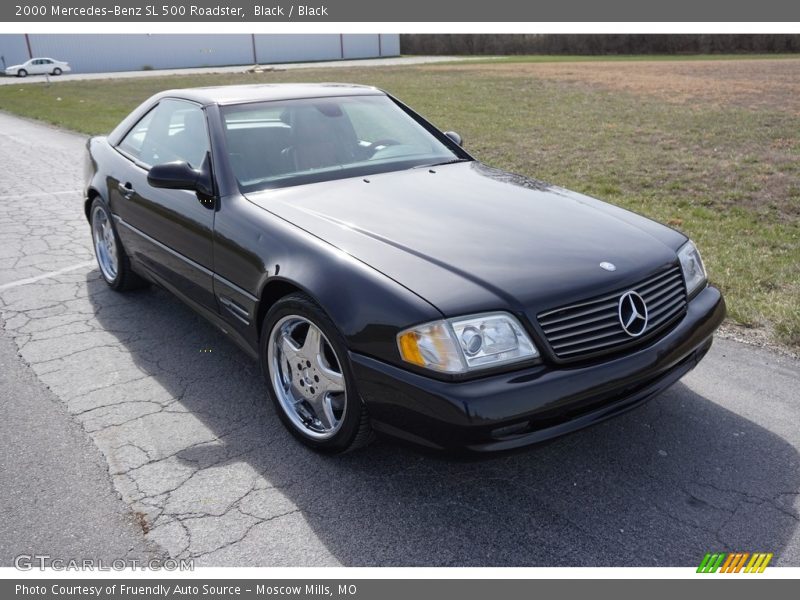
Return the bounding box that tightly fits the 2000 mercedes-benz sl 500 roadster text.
[84,83,725,453]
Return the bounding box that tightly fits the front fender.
[213,194,443,366]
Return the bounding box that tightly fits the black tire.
[90,198,147,292]
[52,68,62,76]
[17,69,27,78]
[260,293,373,454]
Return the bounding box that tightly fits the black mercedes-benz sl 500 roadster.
[84,83,725,453]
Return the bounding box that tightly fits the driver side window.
[117,99,210,169]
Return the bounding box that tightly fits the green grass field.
[1,58,797,349]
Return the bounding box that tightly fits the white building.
[0,34,400,74]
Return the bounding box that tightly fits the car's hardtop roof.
[158,83,386,106]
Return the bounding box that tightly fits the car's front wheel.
[17,69,27,77]
[52,67,62,76]
[90,198,146,291]
[261,293,373,453]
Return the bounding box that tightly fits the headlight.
[397,312,539,374]
[677,240,707,297]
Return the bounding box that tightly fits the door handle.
[117,181,135,198]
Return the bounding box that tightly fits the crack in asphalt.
[690,481,800,522]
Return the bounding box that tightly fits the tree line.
[400,34,800,55]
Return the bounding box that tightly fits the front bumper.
[351,285,726,451]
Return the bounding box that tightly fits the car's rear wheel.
[17,69,27,78]
[90,198,146,291]
[52,68,62,76]
[261,293,373,453]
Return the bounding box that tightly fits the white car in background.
[4,57,72,77]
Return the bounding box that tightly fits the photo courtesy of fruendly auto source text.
[0,0,798,598]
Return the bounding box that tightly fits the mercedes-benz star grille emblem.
[618,291,648,337]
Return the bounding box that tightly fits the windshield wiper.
[412,158,472,169]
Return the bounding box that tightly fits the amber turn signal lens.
[397,331,426,366]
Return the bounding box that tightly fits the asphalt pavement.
[0,316,162,566]
[0,111,798,567]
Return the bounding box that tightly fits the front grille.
[537,265,687,360]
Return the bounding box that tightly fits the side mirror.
[148,161,211,196]
[444,131,463,147]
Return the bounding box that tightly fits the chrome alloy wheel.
[267,315,347,439]
[92,205,119,282]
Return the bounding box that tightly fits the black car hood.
[245,162,687,317]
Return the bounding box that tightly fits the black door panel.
[107,98,217,311]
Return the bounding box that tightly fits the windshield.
[221,95,463,192]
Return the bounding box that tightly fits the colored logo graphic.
[697,552,773,573]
